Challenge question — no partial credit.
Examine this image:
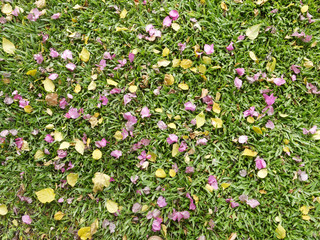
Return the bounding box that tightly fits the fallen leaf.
[164,74,174,86]
[78,227,91,240]
[54,211,65,220]
[252,126,263,134]
[80,48,90,62]
[92,149,102,160]
[45,93,58,106]
[180,59,193,69]
[106,200,118,213]
[2,38,16,54]
[211,118,223,128]
[88,81,96,91]
[120,8,127,18]
[275,224,286,239]
[228,232,237,240]
[221,2,228,11]
[43,78,55,92]
[221,183,231,189]
[34,150,44,160]
[35,188,55,203]
[0,204,8,215]
[266,57,276,72]
[249,51,259,63]
[172,23,180,31]
[24,105,33,113]
[257,169,268,178]
[158,59,171,68]
[74,139,85,155]
[74,84,81,93]
[92,172,110,193]
[195,112,205,128]
[35,0,46,8]
[1,4,12,15]
[169,169,176,177]
[172,143,179,157]
[246,24,261,40]
[67,173,79,187]
[242,149,258,157]
[162,47,170,57]
[212,103,221,114]
[178,83,189,90]
[155,169,166,178]
[26,69,37,76]
[301,5,308,13]
[90,219,99,235]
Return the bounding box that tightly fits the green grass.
[0,0,320,239]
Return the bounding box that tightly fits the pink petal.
[169,10,179,20]
[234,77,242,90]
[204,44,214,55]
[22,215,32,224]
[247,199,260,208]
[140,106,151,118]
[167,134,178,144]
[238,135,248,144]
[255,157,266,169]
[184,102,196,111]
[163,16,172,27]
[235,68,245,76]
[265,120,275,129]
[157,196,167,208]
[111,150,122,159]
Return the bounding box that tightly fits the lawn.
[0,0,320,239]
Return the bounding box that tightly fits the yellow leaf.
[221,2,228,11]
[78,227,92,240]
[211,118,223,128]
[196,111,206,128]
[162,47,170,57]
[107,79,118,86]
[168,123,176,129]
[114,131,123,141]
[172,23,180,31]
[92,149,102,160]
[80,48,90,62]
[148,152,157,162]
[34,150,44,160]
[172,143,179,157]
[2,38,15,54]
[120,8,127,18]
[202,56,212,65]
[178,83,189,90]
[43,78,55,92]
[164,74,174,86]
[242,149,258,157]
[116,27,128,32]
[106,200,118,213]
[35,0,46,8]
[198,64,206,74]
[304,59,313,68]
[21,140,30,151]
[249,51,259,63]
[246,24,261,40]
[128,85,137,93]
[26,69,37,76]
[24,105,33,113]
[155,169,166,178]
[302,215,311,221]
[275,224,286,239]
[301,5,308,13]
[88,81,96,91]
[75,139,85,155]
[212,103,221,114]
[221,183,231,190]
[283,146,290,153]
[35,188,55,203]
[158,59,171,67]
[1,4,12,15]
[247,117,255,123]
[312,130,320,140]
[67,173,79,187]
[54,131,63,142]
[257,169,268,178]
[205,184,214,192]
[92,172,110,193]
[74,84,81,93]
[266,57,276,72]
[299,205,313,215]
[169,169,176,177]
[172,59,181,67]
[180,59,193,69]
[59,141,70,149]
[252,126,263,134]
[54,211,65,220]
[0,204,8,215]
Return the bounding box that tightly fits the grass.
[0,0,320,239]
